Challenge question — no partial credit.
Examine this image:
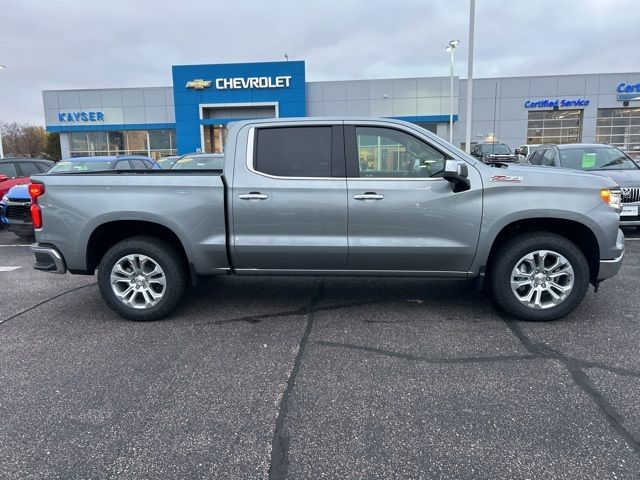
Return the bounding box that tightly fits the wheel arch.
[482,217,601,284]
[85,220,190,274]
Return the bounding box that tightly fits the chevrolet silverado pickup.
[29,118,625,322]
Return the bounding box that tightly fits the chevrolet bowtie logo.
[186,79,212,90]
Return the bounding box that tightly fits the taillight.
[28,182,45,229]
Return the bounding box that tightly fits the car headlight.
[1,194,8,203]
[601,188,622,210]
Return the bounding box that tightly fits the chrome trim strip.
[597,252,624,281]
[234,268,470,277]
[30,243,67,274]
[244,125,449,182]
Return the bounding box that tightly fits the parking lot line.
[0,266,22,272]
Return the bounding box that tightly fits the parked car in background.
[525,143,640,228]
[156,155,180,169]
[170,153,224,170]
[48,155,160,173]
[0,158,54,198]
[515,144,543,163]
[1,184,34,238]
[471,143,518,163]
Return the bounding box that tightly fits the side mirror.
[0,175,8,182]
[442,160,471,192]
[514,148,522,156]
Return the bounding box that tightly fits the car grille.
[621,188,640,203]
[5,204,31,221]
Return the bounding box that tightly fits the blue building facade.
[172,61,306,153]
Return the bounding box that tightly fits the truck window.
[541,149,556,167]
[254,127,332,177]
[529,150,543,165]
[355,126,446,178]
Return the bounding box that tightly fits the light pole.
[0,65,5,159]
[465,0,476,153]
[446,40,459,144]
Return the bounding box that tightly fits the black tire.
[97,236,187,321]
[489,232,590,322]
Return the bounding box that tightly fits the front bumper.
[31,243,67,274]
[597,229,625,281]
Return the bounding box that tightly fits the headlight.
[601,188,622,210]
[1,195,8,203]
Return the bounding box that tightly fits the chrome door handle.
[238,192,268,200]
[353,193,384,200]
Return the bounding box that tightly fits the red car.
[0,158,54,198]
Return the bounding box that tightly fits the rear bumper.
[31,243,67,274]
[597,229,625,281]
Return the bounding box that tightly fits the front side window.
[356,126,446,178]
[528,150,543,165]
[254,127,332,177]
[115,160,132,170]
[541,149,556,166]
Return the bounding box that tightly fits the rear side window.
[17,162,41,176]
[131,159,148,169]
[0,163,18,179]
[36,162,52,173]
[255,127,331,177]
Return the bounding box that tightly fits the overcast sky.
[0,0,638,124]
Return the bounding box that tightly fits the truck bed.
[31,171,230,275]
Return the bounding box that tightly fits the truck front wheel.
[97,236,187,321]
[489,233,590,321]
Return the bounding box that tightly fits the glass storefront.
[203,125,227,153]
[526,109,582,144]
[68,130,177,159]
[596,107,640,152]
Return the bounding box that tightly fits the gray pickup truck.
[29,118,625,322]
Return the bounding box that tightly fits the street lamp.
[446,40,459,144]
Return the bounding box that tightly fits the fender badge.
[490,175,523,183]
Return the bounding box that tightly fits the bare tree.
[0,122,48,158]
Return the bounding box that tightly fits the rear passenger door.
[231,123,348,271]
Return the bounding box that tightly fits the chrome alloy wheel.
[110,254,167,309]
[510,250,574,310]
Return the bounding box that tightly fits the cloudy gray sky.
[0,0,638,124]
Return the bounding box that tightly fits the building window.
[68,130,177,159]
[596,108,640,152]
[526,109,583,144]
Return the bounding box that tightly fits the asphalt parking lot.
[1,228,639,479]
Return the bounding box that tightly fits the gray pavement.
[0,228,639,479]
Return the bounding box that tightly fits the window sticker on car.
[582,153,596,168]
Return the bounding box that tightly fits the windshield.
[171,155,223,170]
[157,157,178,169]
[559,146,639,171]
[48,160,115,173]
[480,144,511,155]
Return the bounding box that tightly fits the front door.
[345,124,482,273]
[232,123,348,271]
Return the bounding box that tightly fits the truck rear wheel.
[97,236,187,321]
[489,233,590,321]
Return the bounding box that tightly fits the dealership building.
[42,60,640,159]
